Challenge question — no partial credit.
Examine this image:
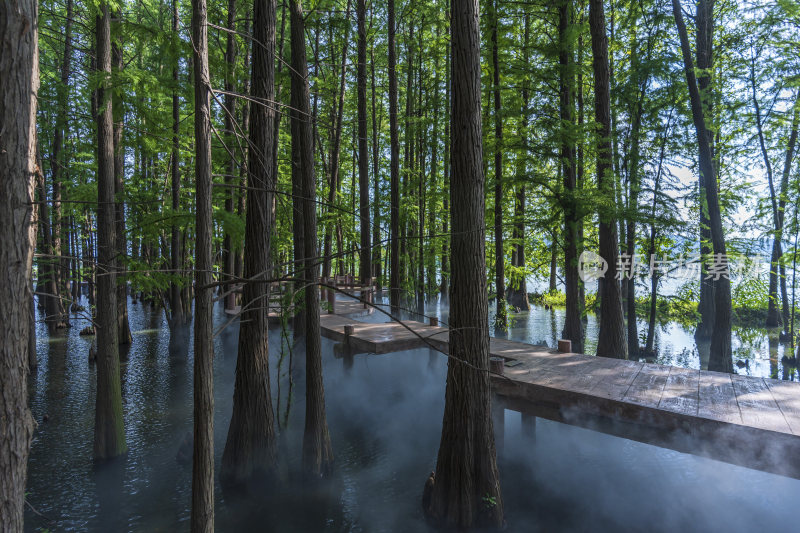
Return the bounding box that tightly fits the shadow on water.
[24,293,800,532]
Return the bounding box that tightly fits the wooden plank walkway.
[318,303,800,479]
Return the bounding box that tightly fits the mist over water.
[25,294,800,531]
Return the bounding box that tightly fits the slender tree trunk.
[191,0,215,526]
[440,26,451,302]
[779,99,799,327]
[695,0,715,341]
[356,0,371,283]
[169,0,187,343]
[590,0,626,359]
[673,0,732,372]
[491,0,505,327]
[388,0,401,311]
[221,0,278,487]
[507,14,530,311]
[236,17,252,284]
[429,21,442,300]
[645,117,669,353]
[425,0,504,527]
[560,0,582,350]
[0,0,38,525]
[370,39,382,287]
[625,43,649,358]
[291,0,334,478]
[223,0,238,311]
[112,10,132,345]
[50,0,74,327]
[577,6,586,320]
[321,0,353,280]
[549,234,558,293]
[94,3,127,460]
[37,155,62,333]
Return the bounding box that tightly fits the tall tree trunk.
[625,37,650,358]
[357,0,371,283]
[291,0,334,478]
[236,17,252,284]
[751,55,781,328]
[112,9,132,345]
[672,0,732,372]
[50,0,74,327]
[425,0,504,527]
[388,0,401,311]
[321,0,353,280]
[507,13,530,311]
[760,82,799,328]
[223,0,238,311]
[94,3,127,460]
[440,26,451,301]
[560,0,582,350]
[491,0,505,328]
[370,38,382,288]
[645,114,670,354]
[779,98,799,327]
[0,0,38,525]
[590,0,626,359]
[695,0,715,340]
[429,21,442,300]
[37,155,62,333]
[169,0,187,343]
[191,0,215,526]
[221,0,278,487]
[576,5,586,320]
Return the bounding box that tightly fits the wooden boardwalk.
[319,301,800,479]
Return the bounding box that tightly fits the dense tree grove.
[3,0,800,530]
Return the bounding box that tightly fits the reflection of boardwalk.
[320,298,800,480]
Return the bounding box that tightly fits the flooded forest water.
[24,293,800,532]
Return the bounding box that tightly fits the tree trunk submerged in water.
[425,0,504,528]
[388,0,401,312]
[694,0,715,341]
[490,0,506,329]
[589,0,627,360]
[112,13,132,346]
[357,0,371,284]
[672,0,732,373]
[168,0,189,353]
[221,0,278,488]
[94,3,127,462]
[191,0,215,526]
[291,0,334,479]
[0,0,39,526]
[559,0,583,352]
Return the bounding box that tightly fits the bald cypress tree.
[94,2,127,461]
[425,0,504,528]
[291,0,334,478]
[0,0,39,526]
[589,0,627,360]
[221,0,278,487]
[191,0,215,525]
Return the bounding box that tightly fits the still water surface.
[25,295,800,531]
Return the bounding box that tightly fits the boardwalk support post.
[522,413,537,438]
[327,285,336,314]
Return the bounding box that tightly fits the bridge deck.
[319,301,800,479]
